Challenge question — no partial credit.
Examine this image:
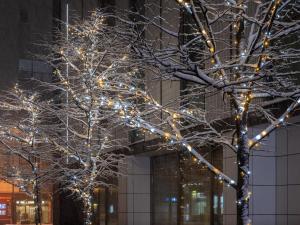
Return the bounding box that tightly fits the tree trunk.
[33,178,42,225]
[236,119,250,225]
[83,191,93,225]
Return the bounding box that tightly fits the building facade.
[116,121,300,225]
[0,1,299,225]
[112,1,300,225]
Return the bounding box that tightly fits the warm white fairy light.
[35,6,300,225]
[0,85,50,225]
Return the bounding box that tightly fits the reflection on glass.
[107,189,118,225]
[152,148,223,225]
[92,187,106,225]
[92,187,118,225]
[180,153,211,225]
[152,153,179,225]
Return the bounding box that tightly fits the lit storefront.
[0,181,52,225]
[15,197,52,224]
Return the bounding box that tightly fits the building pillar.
[119,156,151,225]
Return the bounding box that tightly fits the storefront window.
[0,203,7,216]
[15,198,51,224]
[0,182,52,224]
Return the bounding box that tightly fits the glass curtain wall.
[180,152,212,225]
[15,197,51,224]
[152,154,179,225]
[179,4,205,110]
[152,148,223,225]
[92,187,118,225]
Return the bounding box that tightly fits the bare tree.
[40,12,132,225]
[119,1,300,225]
[0,85,54,225]
[37,4,300,225]
[42,9,235,224]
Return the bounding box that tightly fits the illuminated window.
[16,199,51,224]
[0,204,7,216]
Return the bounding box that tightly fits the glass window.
[180,152,212,225]
[179,3,205,110]
[92,186,118,225]
[15,198,51,224]
[92,187,106,225]
[107,188,118,225]
[152,148,223,225]
[152,153,179,225]
[0,200,11,220]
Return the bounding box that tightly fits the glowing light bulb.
[248,140,253,146]
[164,133,171,139]
[98,79,104,87]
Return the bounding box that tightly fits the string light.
[263,39,270,48]
[36,11,300,217]
[48,3,298,224]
